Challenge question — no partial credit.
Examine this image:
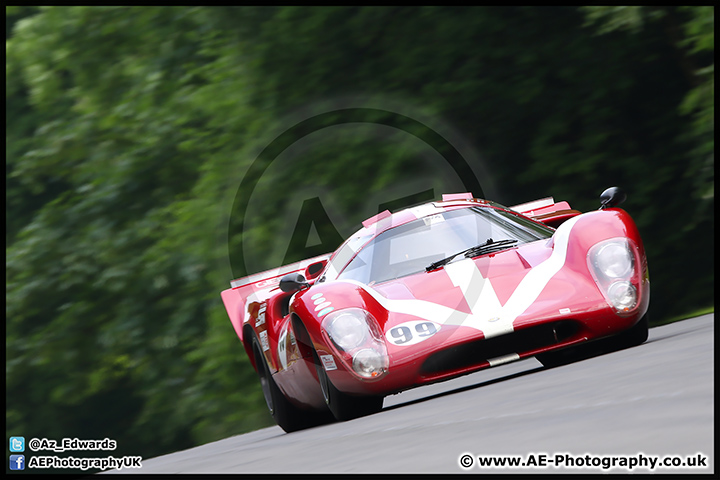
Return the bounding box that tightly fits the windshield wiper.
[425,238,518,272]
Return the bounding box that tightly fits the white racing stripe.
[336,215,582,339]
[278,327,288,370]
[444,257,509,337]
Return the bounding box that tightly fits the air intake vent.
[420,320,580,376]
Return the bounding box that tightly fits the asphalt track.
[113,314,714,474]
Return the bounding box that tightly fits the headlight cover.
[594,241,633,278]
[322,308,388,379]
[607,281,637,311]
[588,238,640,314]
[324,309,368,351]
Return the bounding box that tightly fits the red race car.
[221,188,650,432]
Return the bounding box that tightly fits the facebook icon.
[9,455,25,470]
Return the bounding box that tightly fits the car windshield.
[336,206,553,285]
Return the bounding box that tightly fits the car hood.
[325,214,599,342]
[372,240,552,311]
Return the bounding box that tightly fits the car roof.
[353,197,495,240]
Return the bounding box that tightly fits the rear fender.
[221,253,331,344]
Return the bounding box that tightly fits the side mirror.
[599,187,626,210]
[279,273,309,293]
[305,259,327,280]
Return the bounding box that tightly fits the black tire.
[251,333,333,433]
[313,350,383,421]
[536,313,649,368]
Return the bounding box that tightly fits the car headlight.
[352,348,387,379]
[325,310,368,351]
[322,308,389,379]
[594,242,633,278]
[588,238,639,313]
[607,281,637,311]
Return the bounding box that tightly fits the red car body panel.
[221,196,650,412]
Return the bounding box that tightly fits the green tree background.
[6,6,713,461]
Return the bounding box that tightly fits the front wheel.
[313,351,383,421]
[251,333,333,432]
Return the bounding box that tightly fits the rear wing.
[221,254,331,342]
[509,197,581,229]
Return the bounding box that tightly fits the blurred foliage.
[6,6,713,462]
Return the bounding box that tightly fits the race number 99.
[386,320,441,346]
